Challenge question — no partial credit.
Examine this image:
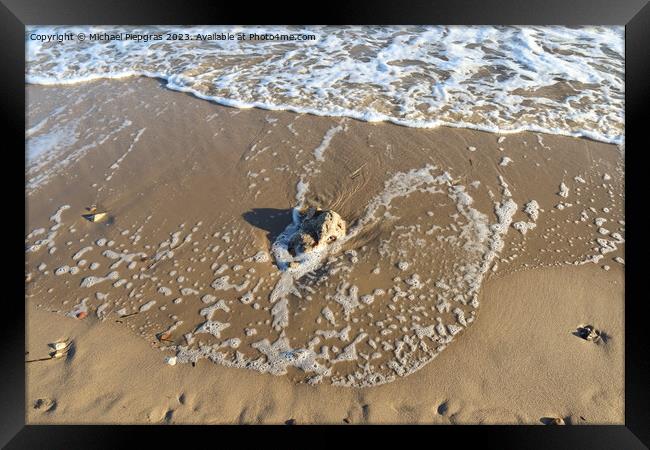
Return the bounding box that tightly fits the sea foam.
[26,25,624,144]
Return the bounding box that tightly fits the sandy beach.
[25,76,624,424]
[27,263,623,424]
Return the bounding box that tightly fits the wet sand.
[25,77,625,423]
[26,264,623,424]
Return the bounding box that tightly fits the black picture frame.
[3,0,648,447]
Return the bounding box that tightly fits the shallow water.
[25,26,625,386]
[26,26,624,144]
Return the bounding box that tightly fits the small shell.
[51,350,67,359]
[165,356,177,366]
[576,325,600,341]
[51,341,69,351]
[159,332,172,341]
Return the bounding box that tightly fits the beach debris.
[50,339,74,360]
[289,232,317,256]
[51,349,68,359]
[33,398,57,412]
[157,331,174,343]
[75,311,88,319]
[288,208,346,256]
[49,340,70,352]
[82,205,108,223]
[574,325,602,342]
[115,310,139,322]
[27,340,73,363]
[499,156,513,167]
[165,356,177,366]
[540,416,567,425]
[285,419,296,425]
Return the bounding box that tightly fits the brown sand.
[25,77,624,423]
[27,263,623,424]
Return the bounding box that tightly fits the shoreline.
[25,74,625,147]
[25,77,625,422]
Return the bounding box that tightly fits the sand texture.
[26,78,625,424]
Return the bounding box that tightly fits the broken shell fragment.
[47,339,73,360]
[50,341,69,351]
[51,350,67,359]
[82,212,108,223]
[157,332,173,342]
[82,205,108,223]
[575,325,600,342]
[165,356,177,366]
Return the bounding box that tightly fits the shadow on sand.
[242,208,294,244]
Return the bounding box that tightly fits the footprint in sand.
[540,416,568,425]
[343,403,371,424]
[361,404,370,421]
[33,398,57,413]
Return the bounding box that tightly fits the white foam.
[321,306,337,326]
[103,128,146,181]
[499,156,513,167]
[200,300,230,320]
[313,124,344,161]
[513,221,537,235]
[245,251,270,263]
[139,300,156,312]
[195,320,230,338]
[102,249,146,269]
[249,334,330,376]
[523,200,540,221]
[158,286,172,296]
[26,26,624,144]
[72,246,93,260]
[80,271,119,288]
[54,265,70,276]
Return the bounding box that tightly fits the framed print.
[3,0,648,447]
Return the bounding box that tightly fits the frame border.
[3,0,648,447]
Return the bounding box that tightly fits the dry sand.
[25,77,625,424]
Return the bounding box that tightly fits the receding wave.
[26,25,624,144]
